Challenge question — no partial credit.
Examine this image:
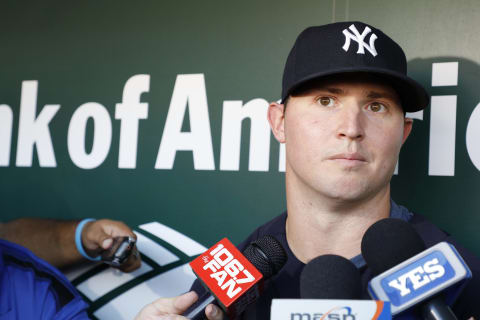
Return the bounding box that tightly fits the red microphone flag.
[189,238,264,315]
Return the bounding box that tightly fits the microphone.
[300,254,362,299]
[361,218,471,319]
[269,254,390,320]
[183,235,287,319]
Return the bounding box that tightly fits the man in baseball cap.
[281,22,429,112]
[136,22,480,320]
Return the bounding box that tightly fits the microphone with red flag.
[184,236,287,319]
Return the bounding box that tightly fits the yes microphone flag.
[368,242,472,315]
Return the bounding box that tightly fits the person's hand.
[81,219,141,272]
[135,291,224,320]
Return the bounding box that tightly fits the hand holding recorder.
[81,219,141,272]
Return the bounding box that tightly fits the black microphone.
[361,218,459,320]
[270,254,390,320]
[300,254,362,299]
[183,235,287,320]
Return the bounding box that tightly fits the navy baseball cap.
[281,21,429,112]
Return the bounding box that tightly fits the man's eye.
[317,97,334,107]
[368,102,387,112]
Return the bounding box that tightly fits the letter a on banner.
[155,74,215,170]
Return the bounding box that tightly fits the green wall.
[1,0,479,254]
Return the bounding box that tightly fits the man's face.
[268,74,413,202]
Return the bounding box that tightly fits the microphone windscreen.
[300,254,362,299]
[361,218,426,276]
[243,235,287,279]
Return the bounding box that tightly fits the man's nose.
[335,103,365,140]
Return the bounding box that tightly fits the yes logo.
[387,258,445,296]
[381,251,456,306]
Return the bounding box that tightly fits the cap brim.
[282,67,429,113]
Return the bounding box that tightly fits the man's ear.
[402,117,413,145]
[268,102,286,143]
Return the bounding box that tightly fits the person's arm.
[134,291,224,320]
[0,218,141,272]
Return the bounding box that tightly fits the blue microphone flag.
[368,242,471,315]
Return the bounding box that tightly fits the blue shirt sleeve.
[0,239,90,320]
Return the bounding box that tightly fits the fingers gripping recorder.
[101,236,136,267]
[185,236,287,319]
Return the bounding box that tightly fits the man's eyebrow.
[366,90,398,100]
[322,87,344,94]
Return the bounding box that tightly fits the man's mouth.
[328,153,367,161]
[327,153,368,166]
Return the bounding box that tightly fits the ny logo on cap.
[342,24,378,57]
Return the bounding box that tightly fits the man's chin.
[321,181,373,203]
